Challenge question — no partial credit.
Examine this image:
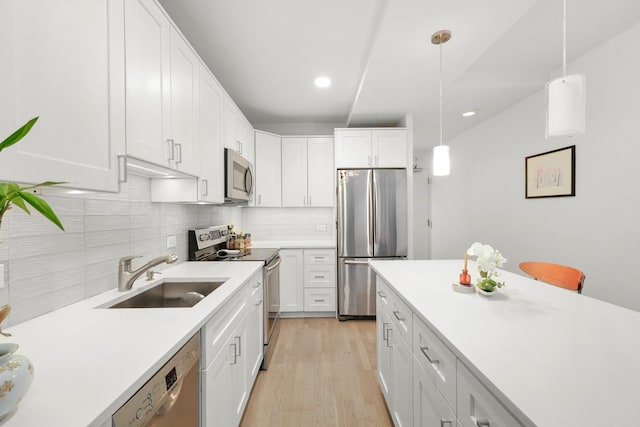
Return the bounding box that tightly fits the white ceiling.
[158,0,640,149]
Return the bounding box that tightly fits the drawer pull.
[386,328,393,347]
[393,310,405,321]
[314,275,326,279]
[420,346,439,364]
[476,420,490,427]
[235,336,241,356]
[382,322,389,341]
[255,299,263,306]
[440,421,453,427]
[229,343,237,364]
[314,299,326,302]
[377,291,386,298]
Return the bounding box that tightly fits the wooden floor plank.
[240,318,393,427]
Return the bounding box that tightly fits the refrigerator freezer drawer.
[338,258,376,317]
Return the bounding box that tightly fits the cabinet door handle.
[303,196,306,206]
[167,139,175,161]
[386,328,393,347]
[476,420,490,427]
[258,194,262,205]
[393,310,405,322]
[374,154,378,166]
[235,336,241,356]
[377,291,386,298]
[256,299,263,306]
[202,179,208,196]
[237,141,242,154]
[175,143,182,164]
[420,346,439,364]
[382,322,389,341]
[229,343,237,364]
[309,196,312,206]
[440,421,453,427]
[368,154,372,166]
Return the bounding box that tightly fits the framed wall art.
[525,145,575,198]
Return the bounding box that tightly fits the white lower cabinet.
[201,271,263,427]
[413,357,456,427]
[279,249,304,313]
[376,276,523,427]
[281,248,336,315]
[376,278,412,427]
[457,362,523,427]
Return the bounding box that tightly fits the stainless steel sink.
[108,281,225,308]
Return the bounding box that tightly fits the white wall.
[426,22,640,311]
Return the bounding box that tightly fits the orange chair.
[519,261,585,293]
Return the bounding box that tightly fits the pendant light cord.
[562,0,567,77]
[439,40,443,146]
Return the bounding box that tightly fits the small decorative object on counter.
[466,242,507,295]
[0,305,34,422]
[459,253,472,285]
[227,235,236,250]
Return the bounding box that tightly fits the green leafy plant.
[0,117,64,230]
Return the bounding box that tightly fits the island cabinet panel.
[413,314,457,413]
[413,357,456,427]
[457,362,524,427]
[376,272,525,427]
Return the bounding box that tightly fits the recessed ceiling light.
[314,76,331,88]
[462,110,476,117]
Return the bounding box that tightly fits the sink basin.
[108,281,225,308]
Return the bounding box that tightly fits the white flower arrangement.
[466,242,507,291]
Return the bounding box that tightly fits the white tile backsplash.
[0,174,234,326]
[241,207,334,241]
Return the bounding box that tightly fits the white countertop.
[250,240,335,249]
[369,259,640,427]
[1,261,263,427]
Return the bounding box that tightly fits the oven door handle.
[266,256,281,272]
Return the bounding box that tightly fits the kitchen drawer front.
[304,264,336,288]
[376,277,392,312]
[457,361,524,427]
[304,287,336,311]
[413,357,456,427]
[304,249,336,265]
[413,314,457,412]
[387,285,412,347]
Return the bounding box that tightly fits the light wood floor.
[240,318,393,427]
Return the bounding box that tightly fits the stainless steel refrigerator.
[337,169,407,318]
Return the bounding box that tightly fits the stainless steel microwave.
[225,148,253,202]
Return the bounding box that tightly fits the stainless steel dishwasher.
[113,332,201,427]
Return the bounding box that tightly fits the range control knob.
[199,234,209,242]
[136,408,143,420]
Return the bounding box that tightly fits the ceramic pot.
[0,343,33,422]
[476,287,496,297]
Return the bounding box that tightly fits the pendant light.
[432,30,451,176]
[546,0,585,138]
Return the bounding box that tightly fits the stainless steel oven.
[188,225,281,369]
[263,254,281,369]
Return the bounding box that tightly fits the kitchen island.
[1,261,263,427]
[370,259,640,427]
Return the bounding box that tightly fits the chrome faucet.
[118,254,178,291]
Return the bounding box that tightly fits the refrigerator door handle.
[344,259,371,265]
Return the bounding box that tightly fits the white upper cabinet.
[124,0,171,167]
[307,137,334,207]
[223,95,237,152]
[197,67,225,203]
[0,0,125,192]
[281,137,334,207]
[281,137,308,207]
[254,131,281,207]
[335,128,408,168]
[223,95,254,166]
[168,27,199,175]
[372,129,408,168]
